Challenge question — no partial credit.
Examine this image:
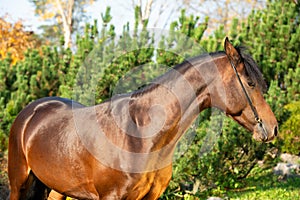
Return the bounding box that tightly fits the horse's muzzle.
[253,123,278,143]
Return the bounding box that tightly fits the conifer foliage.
[0,1,299,198]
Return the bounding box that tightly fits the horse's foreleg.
[48,190,66,200]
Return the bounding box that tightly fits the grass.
[222,167,300,200]
[162,163,300,200]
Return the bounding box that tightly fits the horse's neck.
[130,54,224,152]
[91,54,225,172]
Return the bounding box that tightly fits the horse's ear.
[224,37,241,66]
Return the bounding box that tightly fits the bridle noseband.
[228,57,268,140]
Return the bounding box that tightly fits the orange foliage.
[0,16,37,64]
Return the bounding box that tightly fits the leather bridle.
[228,57,268,140]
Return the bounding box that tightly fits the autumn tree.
[30,0,97,48]
[0,16,38,64]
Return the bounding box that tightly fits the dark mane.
[131,83,160,97]
[132,47,267,97]
[209,47,266,92]
[236,46,267,92]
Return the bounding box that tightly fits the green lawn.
[225,168,300,200]
[163,165,300,200]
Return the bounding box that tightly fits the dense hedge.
[0,0,299,199]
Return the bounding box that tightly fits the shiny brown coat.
[8,39,278,200]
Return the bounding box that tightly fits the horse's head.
[220,38,278,142]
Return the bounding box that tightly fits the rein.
[228,57,268,140]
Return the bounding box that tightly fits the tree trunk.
[136,0,154,27]
[55,0,74,49]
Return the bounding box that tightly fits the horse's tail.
[21,171,51,200]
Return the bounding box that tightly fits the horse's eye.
[247,80,256,88]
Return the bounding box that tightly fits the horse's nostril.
[274,126,278,137]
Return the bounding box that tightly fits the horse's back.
[12,96,83,123]
[9,96,83,145]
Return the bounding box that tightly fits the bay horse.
[8,38,278,200]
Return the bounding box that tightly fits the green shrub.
[161,110,273,199]
[280,101,300,155]
[0,2,299,199]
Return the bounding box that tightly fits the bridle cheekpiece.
[227,56,268,141]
